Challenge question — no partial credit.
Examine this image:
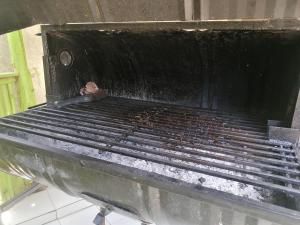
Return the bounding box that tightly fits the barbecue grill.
[1,20,300,225]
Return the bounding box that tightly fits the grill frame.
[0,97,299,209]
[0,129,300,225]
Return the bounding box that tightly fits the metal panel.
[201,0,300,20]
[0,0,185,35]
[1,0,300,35]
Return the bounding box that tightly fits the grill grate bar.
[65,105,274,146]
[27,108,294,158]
[9,114,300,175]
[100,97,266,124]
[1,97,299,200]
[0,116,295,179]
[48,105,266,137]
[68,104,267,139]
[41,107,293,154]
[19,111,297,164]
[1,119,300,197]
[76,103,267,132]
[5,116,300,181]
[86,99,268,128]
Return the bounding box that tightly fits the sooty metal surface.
[0,96,299,210]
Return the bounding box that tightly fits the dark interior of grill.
[46,30,300,125]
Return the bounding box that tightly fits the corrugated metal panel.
[0,0,185,35]
[186,0,300,20]
[1,0,300,35]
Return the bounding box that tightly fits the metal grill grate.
[0,96,299,208]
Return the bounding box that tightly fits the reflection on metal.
[0,172,31,205]
[1,0,300,34]
[0,183,43,212]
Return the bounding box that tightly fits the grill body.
[1,20,300,225]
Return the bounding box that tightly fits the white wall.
[22,25,46,104]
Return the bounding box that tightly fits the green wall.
[0,30,36,204]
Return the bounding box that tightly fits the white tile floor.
[0,185,142,225]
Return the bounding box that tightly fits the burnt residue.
[46,29,300,122]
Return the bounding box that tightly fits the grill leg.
[93,213,105,225]
[93,208,111,225]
